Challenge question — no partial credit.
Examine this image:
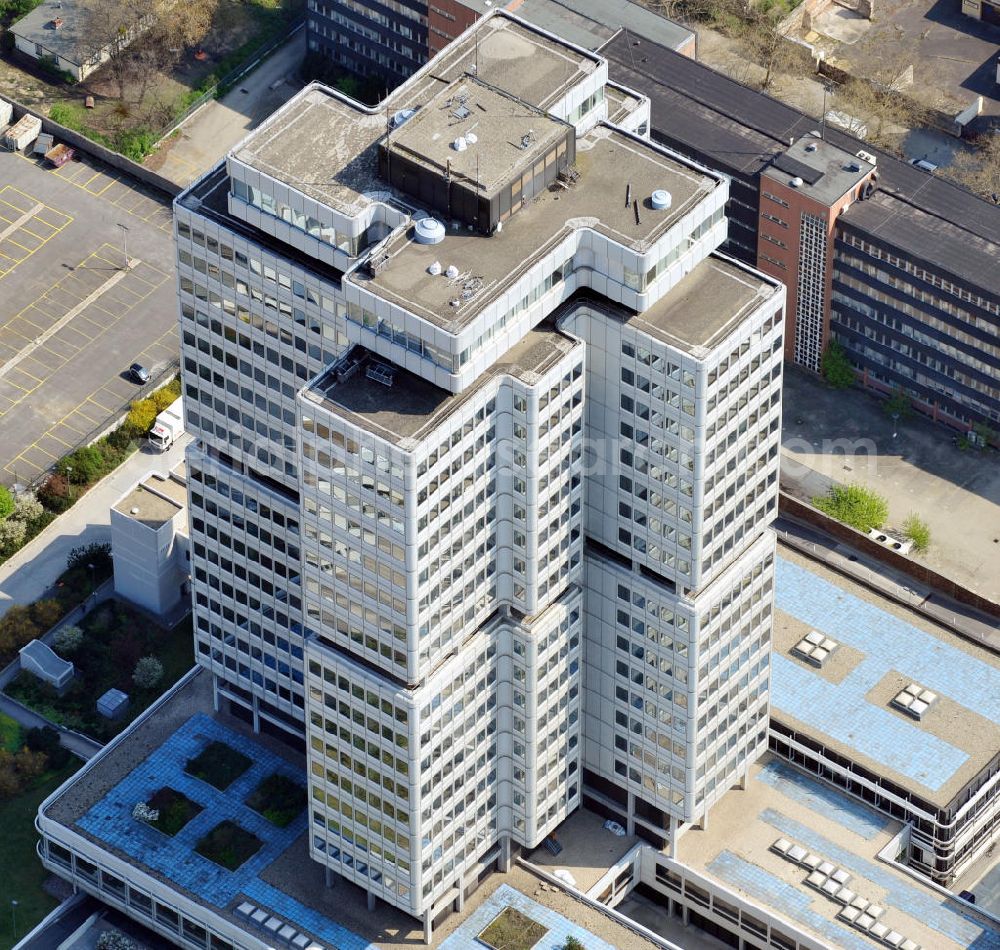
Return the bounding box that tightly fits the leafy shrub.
[820,339,855,389]
[38,474,72,513]
[813,483,889,533]
[54,624,84,654]
[0,517,27,553]
[0,484,13,520]
[96,930,139,950]
[13,492,43,523]
[565,939,586,950]
[0,747,48,800]
[124,398,158,437]
[57,445,104,484]
[133,656,164,689]
[903,514,931,554]
[67,541,112,574]
[25,725,71,769]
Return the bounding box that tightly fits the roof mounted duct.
[650,189,672,210]
[414,218,445,245]
[391,108,415,129]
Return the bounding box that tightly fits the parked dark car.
[128,363,150,384]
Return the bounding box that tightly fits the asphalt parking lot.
[0,147,179,488]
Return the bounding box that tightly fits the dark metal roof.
[602,31,1000,254]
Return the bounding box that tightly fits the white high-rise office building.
[170,10,784,939]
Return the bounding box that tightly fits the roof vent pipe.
[790,176,804,188]
[650,189,672,210]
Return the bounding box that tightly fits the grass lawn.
[194,820,261,871]
[0,761,80,950]
[146,787,203,837]
[478,906,548,950]
[5,604,194,743]
[185,740,252,791]
[0,711,21,752]
[245,773,305,827]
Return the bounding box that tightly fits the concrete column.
[454,878,464,912]
[682,904,690,925]
[367,891,376,912]
[324,865,333,888]
[626,791,636,836]
[736,771,746,791]
[699,810,709,832]
[252,694,260,733]
[499,835,512,873]
[668,816,678,859]
[212,674,220,712]
[423,910,433,944]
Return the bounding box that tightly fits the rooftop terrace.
[680,754,1000,950]
[351,126,716,328]
[772,549,1000,809]
[307,323,579,445]
[628,255,778,356]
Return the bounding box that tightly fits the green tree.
[882,387,912,420]
[565,938,586,950]
[133,656,164,689]
[54,625,84,655]
[820,340,855,389]
[0,485,13,520]
[813,483,889,532]
[57,445,104,484]
[903,514,930,554]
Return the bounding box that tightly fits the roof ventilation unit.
[427,260,442,276]
[414,218,445,245]
[650,189,672,210]
[891,683,938,720]
[445,264,460,279]
[805,142,817,152]
[391,108,416,128]
[846,161,862,172]
[791,631,839,668]
[466,132,478,145]
[790,176,804,188]
[452,136,468,152]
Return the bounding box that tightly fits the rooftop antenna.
[625,181,632,208]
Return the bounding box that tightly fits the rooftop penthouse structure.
[35,10,787,947]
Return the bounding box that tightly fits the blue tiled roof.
[78,714,375,949]
[771,556,999,792]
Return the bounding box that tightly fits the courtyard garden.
[185,739,252,791]
[478,906,549,950]
[245,772,305,828]
[144,787,203,837]
[4,599,194,742]
[194,819,262,871]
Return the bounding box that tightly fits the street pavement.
[0,433,191,618]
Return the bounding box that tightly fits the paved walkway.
[0,433,191,619]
